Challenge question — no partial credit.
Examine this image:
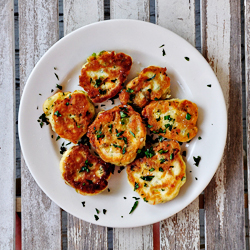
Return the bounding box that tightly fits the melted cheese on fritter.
[79,51,132,103]
[87,105,146,166]
[119,66,171,108]
[142,99,198,142]
[60,145,112,195]
[126,140,186,205]
[43,90,95,144]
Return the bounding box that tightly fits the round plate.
[19,19,227,228]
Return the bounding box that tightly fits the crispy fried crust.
[60,145,112,195]
[119,66,171,108]
[43,90,95,144]
[142,99,198,142]
[79,51,132,103]
[126,140,186,205]
[87,105,146,166]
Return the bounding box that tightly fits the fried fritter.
[87,105,146,166]
[142,99,198,142]
[126,140,186,205]
[79,51,132,103]
[60,145,112,195]
[119,66,171,108]
[43,90,95,144]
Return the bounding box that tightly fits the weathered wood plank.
[110,0,149,20]
[202,0,245,249]
[63,1,108,249]
[19,0,62,249]
[156,1,200,249]
[0,1,16,249]
[245,0,250,246]
[110,1,153,249]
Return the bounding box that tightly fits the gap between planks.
[15,193,249,213]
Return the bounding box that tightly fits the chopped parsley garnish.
[118,166,125,173]
[56,84,62,90]
[158,149,169,154]
[145,147,155,158]
[122,147,126,154]
[38,113,49,128]
[181,176,186,181]
[116,131,124,137]
[60,143,66,154]
[54,67,57,70]
[95,78,102,87]
[69,94,71,99]
[186,113,191,120]
[160,158,167,164]
[146,74,156,82]
[158,136,164,142]
[165,123,172,131]
[133,197,140,200]
[120,111,128,118]
[170,153,174,160]
[56,136,60,141]
[198,136,202,140]
[108,124,113,133]
[149,168,155,172]
[154,98,159,101]
[147,124,153,128]
[39,93,42,96]
[207,84,212,87]
[129,131,135,138]
[108,188,110,192]
[95,208,100,214]
[156,117,161,122]
[187,133,190,138]
[124,197,127,199]
[92,52,96,57]
[66,102,69,106]
[195,177,198,180]
[169,166,174,168]
[126,88,134,93]
[82,183,85,186]
[164,115,170,120]
[94,215,99,221]
[159,167,164,172]
[97,133,104,139]
[143,198,148,202]
[79,160,93,173]
[103,209,107,214]
[140,176,154,181]
[54,110,62,117]
[129,201,139,214]
[54,73,59,80]
[81,201,85,207]
[162,48,166,56]
[134,182,139,191]
[111,79,117,83]
[185,57,190,61]
[99,89,107,95]
[193,156,201,166]
[51,89,54,93]
[144,183,148,187]
[159,44,165,48]
[182,151,187,157]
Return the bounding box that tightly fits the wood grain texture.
[113,226,153,250]
[202,0,245,249]
[110,1,153,249]
[0,1,15,249]
[64,0,104,35]
[245,0,250,246]
[155,0,195,46]
[19,0,62,249]
[63,1,108,249]
[110,0,149,21]
[156,1,199,249]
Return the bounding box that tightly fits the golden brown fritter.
[87,105,146,166]
[60,145,112,195]
[142,99,198,142]
[119,66,171,108]
[126,140,186,205]
[43,90,95,144]
[79,51,132,103]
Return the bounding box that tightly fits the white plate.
[19,19,227,228]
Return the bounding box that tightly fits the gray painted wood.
[19,0,62,249]
[63,1,108,249]
[156,1,200,249]
[201,0,245,249]
[0,0,16,249]
[246,0,250,247]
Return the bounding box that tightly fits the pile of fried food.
[43,51,198,205]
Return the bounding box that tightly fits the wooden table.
[0,0,247,249]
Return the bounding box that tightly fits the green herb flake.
[144,183,148,187]
[143,198,148,202]
[158,149,169,154]
[103,209,107,214]
[145,147,155,158]
[116,131,124,137]
[186,113,191,120]
[108,188,110,192]
[95,208,100,214]
[159,44,165,48]
[122,147,126,154]
[129,201,139,214]
[149,168,155,172]
[66,102,69,106]
[69,94,71,99]
[54,110,62,117]
[140,176,155,181]
[120,111,128,118]
[193,156,201,166]
[81,201,85,207]
[160,158,166,164]
[198,136,202,140]
[56,84,62,90]
[134,182,139,191]
[187,132,190,138]
[108,124,113,133]
[146,74,156,82]
[54,67,57,70]
[129,131,135,138]
[185,57,190,61]
[99,89,107,95]
[207,84,212,87]
[56,136,60,141]
[162,48,166,56]
[94,215,99,221]
[181,176,186,181]
[92,52,96,57]
[147,124,153,128]
[154,98,159,101]
[159,167,164,172]
[54,73,59,80]
[158,136,164,142]
[156,117,161,122]
[126,88,134,93]
[133,197,140,200]
[170,153,174,160]
[111,79,117,83]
